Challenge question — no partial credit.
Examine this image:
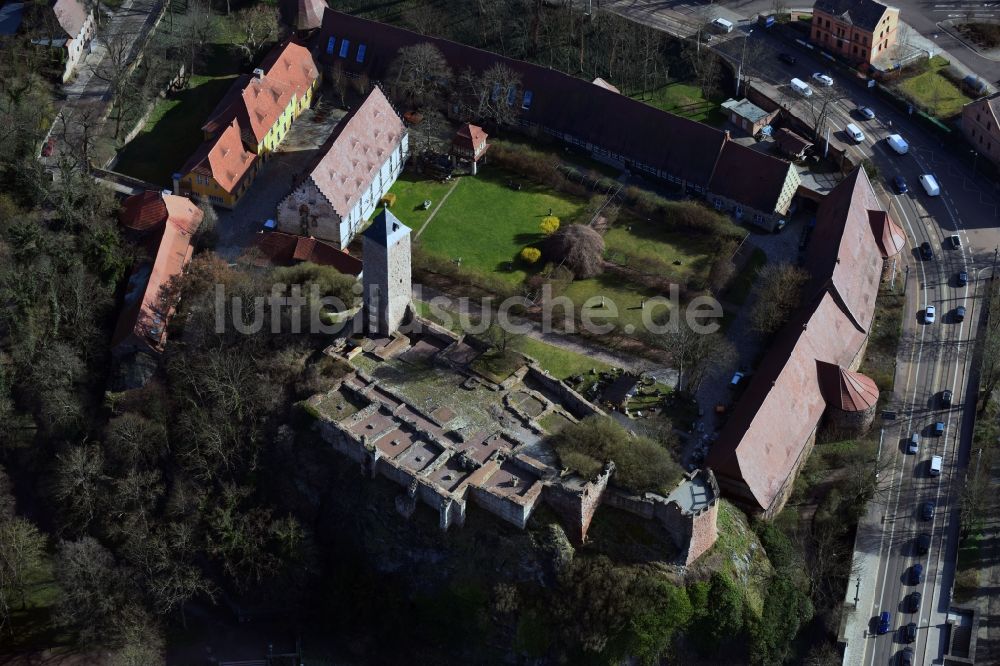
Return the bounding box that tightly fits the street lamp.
[971,149,980,177]
[736,29,754,97]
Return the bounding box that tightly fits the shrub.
[545,224,605,278]
[549,415,682,494]
[520,247,542,264]
[540,215,560,235]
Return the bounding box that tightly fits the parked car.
[893,175,908,194]
[857,106,876,120]
[958,270,969,286]
[924,305,936,324]
[955,305,966,322]
[812,72,834,86]
[908,590,922,611]
[904,621,917,643]
[920,241,933,260]
[941,389,953,407]
[950,234,962,249]
[878,611,891,634]
[921,501,936,521]
[730,371,745,388]
[916,532,931,555]
[933,421,945,436]
[900,647,914,666]
[778,52,797,65]
[907,433,919,454]
[910,564,924,586]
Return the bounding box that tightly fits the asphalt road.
[710,29,997,665]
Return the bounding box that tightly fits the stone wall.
[525,365,605,420]
[276,179,342,244]
[543,463,615,543]
[828,403,877,433]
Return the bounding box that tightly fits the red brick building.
[810,0,900,66]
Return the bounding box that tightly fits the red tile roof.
[452,123,489,157]
[707,168,891,514]
[868,210,905,258]
[259,39,319,100]
[251,230,363,275]
[281,0,325,31]
[120,191,203,234]
[202,73,293,146]
[297,86,405,219]
[181,120,258,194]
[52,0,87,37]
[112,215,201,353]
[817,361,879,411]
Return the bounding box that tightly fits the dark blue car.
[893,175,908,194]
[878,611,891,634]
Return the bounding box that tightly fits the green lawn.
[603,214,714,285]
[561,273,661,333]
[115,74,238,187]
[374,172,458,232]
[895,56,972,119]
[6,556,71,651]
[513,336,612,378]
[635,83,725,125]
[417,169,586,283]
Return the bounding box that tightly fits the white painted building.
[276,86,408,249]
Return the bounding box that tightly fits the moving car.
[778,52,797,65]
[878,611,891,634]
[712,17,735,32]
[791,77,813,97]
[958,270,969,287]
[933,422,945,437]
[950,234,962,249]
[930,454,943,476]
[893,175,908,194]
[907,433,919,454]
[857,106,876,120]
[916,533,931,555]
[955,305,966,322]
[941,389,953,406]
[845,123,866,142]
[919,174,941,196]
[887,134,909,154]
[920,241,933,260]
[900,647,914,666]
[924,305,936,324]
[910,565,924,586]
[812,72,834,86]
[921,501,936,520]
[904,621,917,643]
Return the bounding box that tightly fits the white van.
[887,134,909,155]
[919,174,941,197]
[929,455,943,476]
[790,78,813,97]
[845,123,865,143]
[712,17,734,33]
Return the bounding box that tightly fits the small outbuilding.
[774,127,814,160]
[721,98,779,137]
[451,123,489,175]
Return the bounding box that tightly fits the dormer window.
[339,39,350,58]
[506,85,517,106]
[326,37,336,55]
[357,44,367,63]
[521,90,533,109]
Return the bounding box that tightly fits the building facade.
[276,86,408,248]
[175,120,259,208]
[810,0,899,66]
[362,208,411,336]
[962,93,1000,167]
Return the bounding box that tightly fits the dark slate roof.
[314,9,730,189]
[0,2,24,35]
[708,141,794,214]
[603,373,639,406]
[363,207,410,247]
[814,0,892,31]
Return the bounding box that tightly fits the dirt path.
[414,178,461,238]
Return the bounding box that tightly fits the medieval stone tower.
[362,207,411,335]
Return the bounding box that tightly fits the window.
[356,44,366,62]
[522,90,533,109]
[209,195,223,204]
[713,198,723,210]
[735,206,744,218]
[753,213,764,224]
[326,37,336,55]
[339,39,350,58]
[506,85,517,106]
[491,82,501,101]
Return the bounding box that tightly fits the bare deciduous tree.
[750,262,810,334]
[235,4,280,63]
[386,42,453,109]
